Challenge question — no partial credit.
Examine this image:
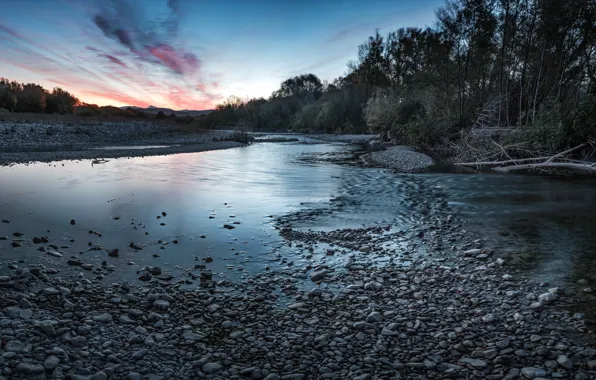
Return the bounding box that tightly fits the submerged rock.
[310,269,328,282]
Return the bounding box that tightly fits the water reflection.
[420,173,596,287]
[0,143,395,283]
[1,143,595,295]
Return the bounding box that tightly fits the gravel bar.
[1,192,595,379]
[0,122,245,165]
[361,146,434,172]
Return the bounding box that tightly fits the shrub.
[219,131,254,144]
[364,89,450,147]
[565,95,596,148]
[514,101,567,152]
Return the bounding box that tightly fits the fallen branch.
[456,143,596,175]
[457,156,552,167]
[544,144,585,163]
[493,162,596,174]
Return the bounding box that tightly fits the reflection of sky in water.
[1,145,595,292]
[0,143,409,284]
[92,145,175,150]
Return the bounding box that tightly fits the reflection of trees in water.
[499,211,596,281]
[565,215,596,283]
[498,217,543,269]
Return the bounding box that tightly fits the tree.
[195,0,595,151]
[156,110,166,119]
[16,84,46,113]
[48,88,79,114]
[0,85,16,111]
[273,74,323,101]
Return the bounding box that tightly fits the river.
[1,138,595,299]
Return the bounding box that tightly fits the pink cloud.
[81,90,152,108]
[101,54,127,68]
[92,1,202,78]
[0,15,219,110]
[149,44,199,75]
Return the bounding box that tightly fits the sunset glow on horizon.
[0,0,441,110]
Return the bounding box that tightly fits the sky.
[0,0,443,110]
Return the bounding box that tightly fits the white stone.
[538,292,556,305]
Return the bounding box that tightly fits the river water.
[1,139,595,293]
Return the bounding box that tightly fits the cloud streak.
[0,0,441,110]
[102,54,128,67]
[0,1,220,110]
[92,0,200,76]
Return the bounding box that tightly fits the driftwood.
[492,161,596,174]
[457,143,596,174]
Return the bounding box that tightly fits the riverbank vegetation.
[0,79,79,114]
[200,0,596,169]
[2,0,594,172]
[0,79,200,125]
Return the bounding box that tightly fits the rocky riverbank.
[1,187,595,380]
[0,122,245,166]
[360,146,434,173]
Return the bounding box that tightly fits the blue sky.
[0,0,442,109]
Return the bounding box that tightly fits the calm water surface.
[1,141,595,291]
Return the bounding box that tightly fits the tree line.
[0,78,195,122]
[199,0,596,152]
[0,78,80,114]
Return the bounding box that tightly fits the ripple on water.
[1,142,595,298]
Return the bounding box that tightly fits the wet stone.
[15,363,45,375]
[44,355,60,370]
[203,362,222,374]
[521,367,547,379]
[4,340,25,353]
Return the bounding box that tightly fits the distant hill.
[120,105,213,117]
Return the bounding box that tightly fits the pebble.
[538,292,556,304]
[366,311,382,323]
[459,358,487,368]
[0,187,592,380]
[15,363,45,375]
[43,355,60,370]
[131,349,148,360]
[203,362,223,374]
[521,367,547,378]
[182,332,203,341]
[153,299,170,310]
[93,313,113,323]
[43,287,60,295]
[4,340,25,353]
[310,269,328,282]
[557,355,573,369]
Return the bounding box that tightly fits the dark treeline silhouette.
[0,78,79,114]
[0,78,199,123]
[200,0,596,153]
